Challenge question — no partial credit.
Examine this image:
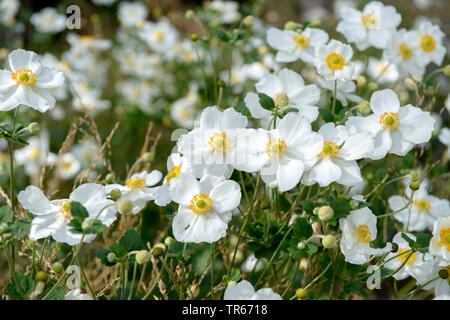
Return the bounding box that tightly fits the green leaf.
[281,107,298,118]
[6,272,35,299]
[416,233,432,249]
[258,93,275,111]
[319,108,333,122]
[119,229,143,252]
[0,205,14,223]
[328,199,350,218]
[9,219,31,239]
[95,248,117,266]
[234,101,250,117]
[305,242,318,255]
[228,268,242,282]
[213,29,230,42]
[293,217,313,240]
[87,220,108,234]
[375,169,388,181]
[70,202,89,219]
[109,242,128,258]
[401,233,419,249]
[42,286,66,300]
[301,200,315,215]
[343,281,361,294]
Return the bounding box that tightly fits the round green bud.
[28,122,40,135]
[107,252,119,264]
[142,152,154,163]
[408,171,420,182]
[105,173,115,184]
[118,199,133,214]
[438,268,449,279]
[152,243,166,258]
[356,75,366,88]
[313,207,319,215]
[386,168,395,176]
[284,21,297,31]
[81,218,94,232]
[391,242,399,253]
[185,10,195,20]
[296,288,307,299]
[109,188,122,201]
[228,280,237,286]
[260,200,270,210]
[243,15,254,27]
[52,262,64,273]
[358,101,371,114]
[190,34,199,41]
[164,236,175,248]
[136,250,150,264]
[297,241,306,250]
[310,17,321,27]
[217,79,226,87]
[349,200,359,210]
[318,206,334,222]
[368,82,379,91]
[443,65,450,77]
[36,271,48,282]
[0,222,8,235]
[409,182,420,191]
[322,235,336,249]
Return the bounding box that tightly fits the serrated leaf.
[9,219,30,239]
[302,200,315,214]
[258,92,275,111]
[6,272,35,299]
[70,202,89,219]
[319,108,333,122]
[0,205,14,223]
[293,217,313,240]
[328,199,350,218]
[234,101,250,117]
[119,229,143,252]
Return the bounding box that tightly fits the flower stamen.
[190,194,212,214]
[379,112,400,130]
[326,53,345,70]
[11,69,37,85]
[317,141,340,158]
[266,138,287,159]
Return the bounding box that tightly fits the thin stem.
[332,80,337,114]
[210,243,215,299]
[128,259,138,300]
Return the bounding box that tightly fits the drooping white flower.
[118,1,148,27]
[346,89,435,160]
[429,217,450,263]
[339,207,392,264]
[30,7,66,34]
[235,112,323,192]
[316,76,363,107]
[223,280,282,300]
[384,233,434,281]
[139,18,179,54]
[314,40,355,81]
[412,21,447,68]
[388,187,449,232]
[367,57,399,85]
[0,49,65,112]
[105,170,163,214]
[18,184,117,245]
[177,106,247,179]
[302,123,374,187]
[64,288,93,300]
[244,68,321,123]
[266,27,329,64]
[170,173,241,243]
[336,1,401,51]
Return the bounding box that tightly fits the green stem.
[128,259,138,300]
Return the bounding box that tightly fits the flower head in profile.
[267,27,329,64]
[346,89,435,160]
[0,49,65,112]
[223,280,282,300]
[339,207,392,264]
[170,173,241,243]
[429,217,450,263]
[337,1,401,51]
[367,58,399,85]
[314,40,355,81]
[18,184,117,246]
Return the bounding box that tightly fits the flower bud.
[313,207,319,215]
[318,206,334,222]
[81,218,94,232]
[36,271,48,282]
[229,249,243,264]
[164,236,175,248]
[358,101,371,114]
[228,280,237,286]
[296,288,307,299]
[152,243,166,257]
[336,194,346,200]
[142,152,154,163]
[284,21,297,30]
[107,252,119,264]
[322,235,336,248]
[408,171,420,182]
[356,75,366,88]
[260,200,270,210]
[258,45,269,56]
[443,65,450,77]
[28,122,40,135]
[243,15,254,27]
[136,250,150,264]
[368,82,379,91]
[409,182,420,191]
[185,10,195,20]
[217,79,226,87]
[118,199,133,214]
[386,168,395,176]
[26,240,35,249]
[299,258,309,272]
[105,173,115,184]
[438,268,449,279]
[297,241,306,250]
[52,262,64,273]
[391,242,399,253]
[190,33,199,41]
[349,200,359,210]
[109,188,122,201]
[310,17,321,27]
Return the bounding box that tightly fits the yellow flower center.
[317,141,340,158]
[165,165,180,186]
[273,92,289,108]
[190,193,212,214]
[293,34,310,48]
[11,69,37,85]
[266,138,287,159]
[398,248,417,265]
[413,198,431,211]
[29,148,40,160]
[126,176,146,189]
[420,35,436,52]
[154,30,164,42]
[361,13,378,29]
[59,200,73,219]
[439,228,450,250]
[357,224,372,243]
[209,132,230,153]
[326,53,345,71]
[379,112,400,130]
[398,43,413,60]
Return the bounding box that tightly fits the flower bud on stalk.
[185,10,195,20]
[52,262,64,273]
[190,34,199,41]
[438,269,449,279]
[136,250,150,264]
[82,218,94,232]
[356,75,366,88]
[105,173,115,184]
[391,242,399,253]
[349,200,359,210]
[296,288,307,299]
[358,101,371,114]
[408,171,420,182]
[142,152,154,163]
[164,236,175,248]
[443,65,450,77]
[109,188,122,201]
[28,122,40,135]
[318,206,334,222]
[368,82,378,91]
[243,15,254,27]
[152,243,166,257]
[118,199,133,214]
[107,252,119,264]
[409,182,420,191]
[322,235,336,249]
[36,271,48,282]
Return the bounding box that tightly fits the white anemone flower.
[416,258,450,297]
[177,106,247,179]
[314,40,355,81]
[64,289,93,300]
[118,1,148,27]
[0,49,64,112]
[223,280,282,300]
[244,68,321,123]
[388,187,449,232]
[346,89,435,160]
[438,127,450,156]
[171,88,198,129]
[234,112,323,192]
[18,184,117,245]
[384,233,434,281]
[170,173,241,243]
[30,7,66,34]
[336,1,401,51]
[412,21,447,68]
[57,153,81,180]
[66,33,112,53]
[429,217,450,263]
[105,170,163,214]
[266,27,329,64]
[339,207,392,264]
[301,123,374,187]
[0,0,19,26]
[316,76,363,107]
[208,0,240,24]
[367,58,399,85]
[139,18,179,54]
